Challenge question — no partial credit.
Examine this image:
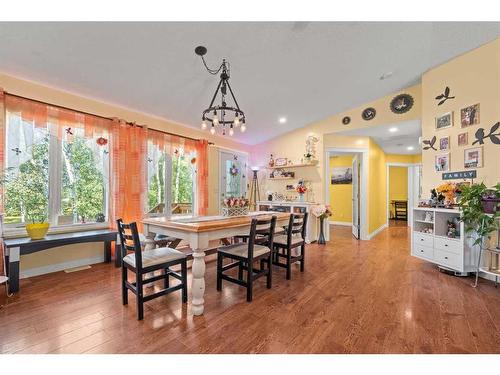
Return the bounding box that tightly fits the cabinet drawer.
[434,237,461,254]
[413,244,433,260]
[413,233,433,248]
[434,249,462,271]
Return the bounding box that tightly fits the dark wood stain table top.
[1,225,499,354]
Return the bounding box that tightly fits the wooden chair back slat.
[247,216,277,262]
[285,213,308,245]
[116,219,143,270]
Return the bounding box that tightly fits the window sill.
[3,222,110,239]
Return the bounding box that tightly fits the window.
[3,106,110,229]
[146,142,196,217]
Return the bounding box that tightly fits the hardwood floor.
[1,225,499,354]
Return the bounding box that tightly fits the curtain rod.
[5,92,213,144]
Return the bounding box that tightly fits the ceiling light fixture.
[279,117,287,124]
[407,146,415,151]
[389,127,398,133]
[195,46,245,137]
[380,71,393,80]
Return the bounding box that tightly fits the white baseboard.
[329,221,351,226]
[368,223,388,240]
[20,255,105,279]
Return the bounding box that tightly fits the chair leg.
[300,244,305,272]
[247,261,253,302]
[238,261,243,280]
[136,271,144,320]
[216,254,223,291]
[286,247,292,280]
[181,260,188,303]
[267,254,272,289]
[121,265,128,305]
[164,268,170,289]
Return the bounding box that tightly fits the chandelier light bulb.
[213,116,219,125]
[201,120,207,130]
[210,126,216,135]
[240,124,247,133]
[233,117,240,127]
[229,128,234,136]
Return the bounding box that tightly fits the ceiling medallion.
[362,107,376,121]
[390,93,414,114]
[342,116,351,125]
[195,46,246,136]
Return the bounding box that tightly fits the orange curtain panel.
[196,139,209,216]
[110,119,147,228]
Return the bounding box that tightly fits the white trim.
[367,223,388,240]
[324,147,369,241]
[3,222,110,239]
[329,220,351,226]
[19,255,105,279]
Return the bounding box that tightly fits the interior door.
[352,154,360,239]
[219,151,248,212]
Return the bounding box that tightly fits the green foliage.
[458,182,500,247]
[61,137,105,223]
[4,138,49,223]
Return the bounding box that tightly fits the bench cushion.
[218,243,271,259]
[123,247,186,268]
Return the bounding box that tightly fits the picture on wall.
[461,103,480,128]
[439,136,450,151]
[435,153,450,172]
[458,132,468,146]
[464,146,483,169]
[331,167,353,184]
[435,112,453,130]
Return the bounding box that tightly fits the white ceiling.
[340,119,422,155]
[0,22,498,145]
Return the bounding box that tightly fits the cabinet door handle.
[420,239,424,241]
[444,256,448,259]
[445,244,448,247]
[420,250,424,253]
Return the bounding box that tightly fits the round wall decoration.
[390,93,414,114]
[362,107,376,121]
[342,116,351,125]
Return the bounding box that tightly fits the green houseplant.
[458,183,500,247]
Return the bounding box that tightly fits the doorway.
[325,148,368,240]
[218,150,248,213]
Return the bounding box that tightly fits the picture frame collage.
[434,103,482,172]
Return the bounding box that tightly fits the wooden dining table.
[142,211,291,316]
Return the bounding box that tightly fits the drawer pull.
[420,239,424,241]
[445,244,448,247]
[444,256,448,259]
[420,250,424,253]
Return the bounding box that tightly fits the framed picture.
[274,157,288,167]
[439,136,450,151]
[458,132,468,146]
[461,104,480,128]
[331,167,353,184]
[464,146,483,169]
[435,153,450,172]
[435,112,453,130]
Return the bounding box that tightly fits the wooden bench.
[3,229,118,294]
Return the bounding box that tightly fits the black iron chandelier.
[195,46,246,136]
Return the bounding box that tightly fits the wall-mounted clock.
[390,93,414,114]
[362,107,376,121]
[342,116,351,125]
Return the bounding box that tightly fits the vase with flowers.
[436,182,458,207]
[296,179,308,202]
[221,196,250,217]
[311,204,332,244]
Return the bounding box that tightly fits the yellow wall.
[388,166,408,217]
[0,73,250,273]
[386,153,422,164]
[329,155,353,223]
[368,139,387,233]
[421,38,500,193]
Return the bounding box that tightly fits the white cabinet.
[411,207,477,273]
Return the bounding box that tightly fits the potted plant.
[296,179,308,202]
[311,204,332,244]
[481,183,500,214]
[458,183,500,285]
[221,196,249,217]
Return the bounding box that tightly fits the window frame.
[3,120,111,236]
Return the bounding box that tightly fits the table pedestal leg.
[143,225,156,280]
[190,235,208,316]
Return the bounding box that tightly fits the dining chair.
[117,219,188,320]
[216,216,277,302]
[273,213,308,280]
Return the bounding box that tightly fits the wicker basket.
[221,206,249,217]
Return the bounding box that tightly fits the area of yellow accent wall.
[388,166,408,218]
[421,38,500,193]
[368,139,387,234]
[329,155,353,224]
[385,153,422,164]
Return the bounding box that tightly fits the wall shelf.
[264,161,318,170]
[268,177,295,180]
